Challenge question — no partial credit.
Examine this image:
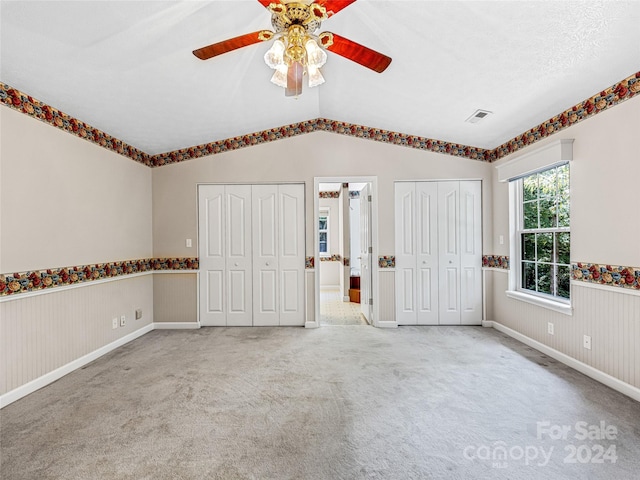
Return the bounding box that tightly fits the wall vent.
[465,109,492,124]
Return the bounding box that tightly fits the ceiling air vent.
[465,109,492,124]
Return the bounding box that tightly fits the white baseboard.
[0,323,154,409]
[375,320,398,328]
[153,322,200,329]
[483,320,640,403]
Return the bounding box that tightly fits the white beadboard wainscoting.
[305,269,317,327]
[378,270,397,327]
[488,270,640,401]
[0,274,154,407]
[153,272,198,327]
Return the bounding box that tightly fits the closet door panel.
[278,184,305,326]
[438,181,461,325]
[199,185,227,326]
[226,185,252,326]
[416,182,439,325]
[394,182,417,325]
[460,181,482,325]
[252,185,280,326]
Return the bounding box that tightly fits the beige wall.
[1,107,153,273]
[319,196,340,287]
[1,107,154,403]
[489,95,640,390]
[491,95,640,266]
[152,131,494,259]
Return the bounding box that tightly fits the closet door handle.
[234,262,239,267]
[266,262,270,266]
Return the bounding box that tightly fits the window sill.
[505,290,573,316]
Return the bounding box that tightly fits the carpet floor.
[1,326,639,480]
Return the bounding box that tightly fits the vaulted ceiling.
[1,0,639,156]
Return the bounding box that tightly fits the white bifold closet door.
[395,181,482,325]
[199,184,304,327]
[252,184,305,326]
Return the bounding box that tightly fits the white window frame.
[318,208,330,257]
[507,164,572,315]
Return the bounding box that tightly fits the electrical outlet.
[135,309,142,320]
[499,235,505,245]
[186,238,192,248]
[120,315,126,327]
[583,335,592,350]
[547,322,554,335]
[112,318,118,329]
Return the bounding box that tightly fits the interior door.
[199,185,226,326]
[278,184,305,326]
[438,181,461,325]
[226,185,252,326]
[416,182,439,325]
[360,183,372,322]
[252,185,279,326]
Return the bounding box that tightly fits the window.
[517,163,570,301]
[319,210,329,256]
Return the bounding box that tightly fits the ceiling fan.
[192,0,392,97]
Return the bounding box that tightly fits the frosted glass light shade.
[305,39,327,68]
[264,39,285,69]
[307,65,325,87]
[271,65,288,88]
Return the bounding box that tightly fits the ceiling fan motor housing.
[269,2,327,35]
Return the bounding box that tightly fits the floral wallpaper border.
[320,254,342,262]
[305,256,315,269]
[0,83,152,166]
[2,71,638,167]
[482,255,510,269]
[490,71,640,161]
[319,191,340,198]
[0,258,199,297]
[572,263,640,291]
[378,256,395,268]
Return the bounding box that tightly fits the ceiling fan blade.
[322,33,391,73]
[193,31,273,60]
[256,0,273,7]
[317,0,357,17]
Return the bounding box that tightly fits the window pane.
[557,164,569,191]
[537,233,553,263]
[319,232,327,242]
[522,262,536,291]
[523,201,538,229]
[557,265,570,299]
[319,217,327,230]
[523,175,537,201]
[537,263,553,294]
[557,195,570,227]
[556,232,570,265]
[319,242,327,253]
[539,197,556,228]
[522,233,536,261]
[538,168,557,198]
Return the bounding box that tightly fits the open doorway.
[315,179,376,326]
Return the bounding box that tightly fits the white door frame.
[312,176,380,328]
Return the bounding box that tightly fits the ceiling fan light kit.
[192,0,391,98]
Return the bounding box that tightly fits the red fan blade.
[256,0,273,7]
[322,33,391,73]
[193,31,272,60]
[316,0,357,17]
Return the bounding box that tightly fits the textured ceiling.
[1,0,639,156]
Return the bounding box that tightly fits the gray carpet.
[1,326,639,480]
